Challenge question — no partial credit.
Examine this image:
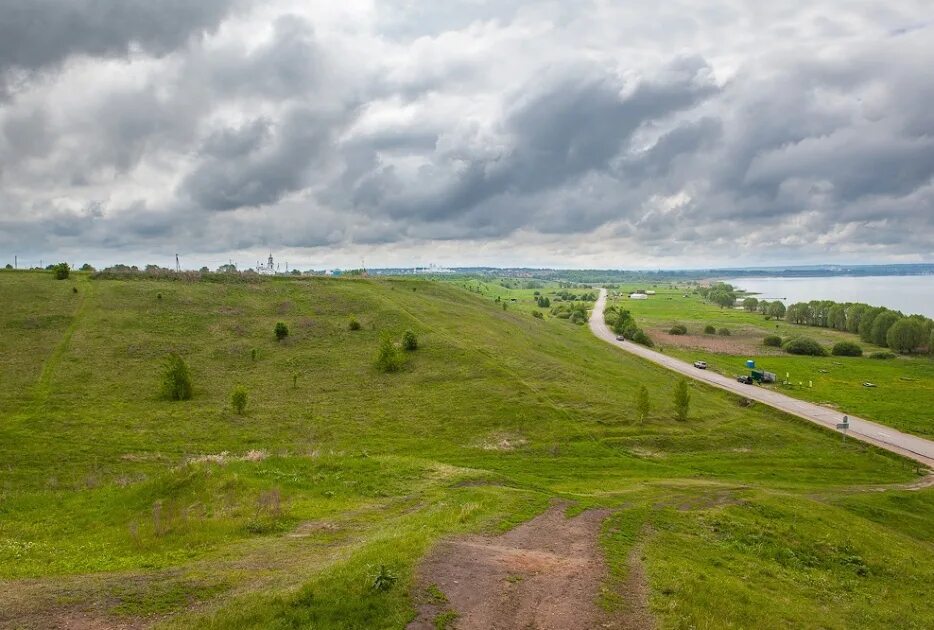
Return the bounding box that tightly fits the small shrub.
[348,317,361,331]
[782,337,827,356]
[274,322,289,341]
[704,325,716,334]
[869,351,896,360]
[251,348,257,361]
[52,262,70,280]
[673,379,690,421]
[632,329,654,347]
[635,385,650,423]
[763,335,782,347]
[402,330,418,351]
[161,353,192,401]
[72,286,78,294]
[717,328,731,336]
[231,385,248,415]
[669,324,687,335]
[371,564,398,592]
[532,311,544,319]
[831,341,863,357]
[375,335,405,372]
[157,293,162,300]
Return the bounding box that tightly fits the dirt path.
[591,289,934,469]
[409,504,647,630]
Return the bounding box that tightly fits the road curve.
[590,289,934,468]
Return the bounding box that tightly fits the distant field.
[608,285,934,438]
[0,270,932,628]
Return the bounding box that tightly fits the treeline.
[698,282,789,318]
[781,300,932,354]
[605,305,653,347]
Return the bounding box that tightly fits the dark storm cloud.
[359,57,718,227]
[0,0,242,72]
[179,106,346,211]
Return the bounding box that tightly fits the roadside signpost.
[836,416,849,442]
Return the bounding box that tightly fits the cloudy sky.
[1,0,932,270]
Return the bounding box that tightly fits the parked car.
[693,360,707,369]
[615,335,625,341]
[737,375,753,384]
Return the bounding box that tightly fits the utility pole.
[175,254,180,272]
[14,255,16,269]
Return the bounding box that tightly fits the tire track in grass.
[29,276,93,409]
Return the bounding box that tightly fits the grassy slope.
[607,284,934,437]
[0,271,930,629]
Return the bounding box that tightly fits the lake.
[722,275,934,318]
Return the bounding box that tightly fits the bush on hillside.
[869,351,896,360]
[231,385,248,415]
[635,385,650,424]
[161,353,192,401]
[375,336,405,372]
[717,328,731,336]
[632,329,654,347]
[348,317,361,331]
[53,262,70,280]
[669,324,687,335]
[673,379,690,421]
[532,311,544,319]
[402,330,418,351]
[704,325,716,334]
[763,335,782,347]
[274,322,289,341]
[782,337,827,356]
[831,341,863,357]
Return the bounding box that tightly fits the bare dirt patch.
[620,540,655,630]
[409,504,638,630]
[650,327,778,356]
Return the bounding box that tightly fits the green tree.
[231,385,248,414]
[274,322,289,341]
[870,311,900,347]
[827,304,847,330]
[845,303,868,334]
[673,379,690,421]
[886,318,924,353]
[161,353,192,401]
[858,307,884,342]
[767,301,786,319]
[52,262,70,280]
[635,385,650,423]
[742,297,759,312]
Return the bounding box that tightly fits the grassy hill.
[1,270,932,628]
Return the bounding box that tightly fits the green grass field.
[607,285,934,437]
[1,270,932,628]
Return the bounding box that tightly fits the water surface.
[722,275,934,318]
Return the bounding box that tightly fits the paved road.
[590,289,934,468]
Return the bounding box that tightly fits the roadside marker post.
[836,416,849,442]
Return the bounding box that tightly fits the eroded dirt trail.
[409,504,633,630]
